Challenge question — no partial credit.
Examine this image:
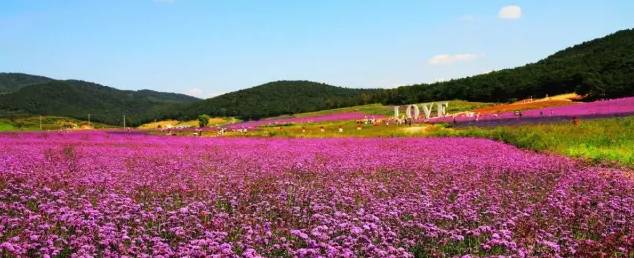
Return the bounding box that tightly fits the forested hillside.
[172,81,380,120]
[0,73,54,94]
[1,28,633,124]
[380,28,634,104]
[0,80,199,126]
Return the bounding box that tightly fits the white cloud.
[498,5,522,19]
[184,88,204,98]
[428,53,479,65]
[183,88,225,99]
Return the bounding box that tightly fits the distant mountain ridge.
[1,28,634,125]
[135,89,201,104]
[0,74,200,126]
[0,73,377,125]
[170,80,380,120]
[380,28,634,104]
[0,73,54,94]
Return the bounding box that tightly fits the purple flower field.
[432,96,634,125]
[1,132,633,257]
[226,112,383,129]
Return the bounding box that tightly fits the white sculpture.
[421,103,433,119]
[405,104,420,119]
[394,101,449,119]
[436,101,449,118]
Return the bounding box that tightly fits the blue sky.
[1,1,633,98]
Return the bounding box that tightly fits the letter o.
[405,104,420,119]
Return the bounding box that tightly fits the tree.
[198,114,210,128]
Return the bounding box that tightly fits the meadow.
[430,96,634,125]
[225,112,380,130]
[1,131,632,257]
[3,4,634,257]
[0,121,15,131]
[291,101,494,118]
[230,116,634,169]
[0,116,111,132]
[434,116,634,168]
[472,93,580,114]
[222,100,493,130]
[138,117,239,130]
[223,120,429,138]
[223,96,634,168]
[2,96,634,257]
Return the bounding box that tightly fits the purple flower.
[0,131,632,256]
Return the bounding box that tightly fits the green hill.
[2,28,634,124]
[0,73,54,94]
[173,80,380,120]
[136,89,202,104]
[174,28,634,120]
[0,79,200,126]
[381,28,634,104]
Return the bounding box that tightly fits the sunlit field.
[431,96,634,125]
[3,1,634,257]
[223,116,634,169]
[0,116,111,132]
[1,131,633,257]
[436,116,634,168]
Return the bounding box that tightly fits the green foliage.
[174,81,381,120]
[293,103,394,117]
[221,114,634,168]
[0,80,200,126]
[198,114,210,127]
[223,120,435,138]
[432,116,634,168]
[0,115,111,131]
[444,100,494,113]
[134,89,201,104]
[293,100,493,118]
[381,28,634,104]
[2,28,633,125]
[0,73,53,94]
[0,121,16,131]
[172,28,632,121]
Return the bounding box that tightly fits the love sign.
[394,101,449,119]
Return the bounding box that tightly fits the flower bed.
[1,132,632,256]
[226,112,384,129]
[433,96,634,125]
